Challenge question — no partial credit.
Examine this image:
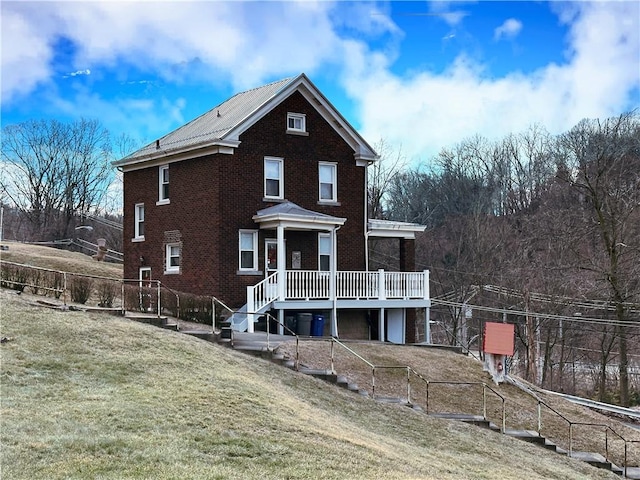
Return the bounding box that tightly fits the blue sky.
[2,1,639,165]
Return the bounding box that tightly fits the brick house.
[113,73,430,343]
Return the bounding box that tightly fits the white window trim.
[264,156,284,200]
[133,203,145,241]
[165,243,181,274]
[286,112,306,134]
[157,165,170,205]
[318,162,337,203]
[318,232,331,272]
[239,230,259,272]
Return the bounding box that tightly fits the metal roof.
[113,73,378,168]
[253,201,346,230]
[115,77,294,164]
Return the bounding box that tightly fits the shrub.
[1,264,28,292]
[70,277,93,304]
[97,281,118,308]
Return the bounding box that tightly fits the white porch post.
[331,227,338,337]
[278,309,284,335]
[247,286,255,333]
[423,270,430,300]
[277,225,285,300]
[379,307,385,342]
[425,307,431,344]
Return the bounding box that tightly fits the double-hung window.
[134,203,145,240]
[287,113,306,133]
[318,233,331,271]
[165,243,180,273]
[264,157,283,199]
[239,230,258,271]
[158,165,169,204]
[319,162,337,202]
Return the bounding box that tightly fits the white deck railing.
[248,270,429,314]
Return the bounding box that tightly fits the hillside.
[0,288,620,480]
[0,241,122,278]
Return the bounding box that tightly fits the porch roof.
[253,201,346,231]
[367,219,426,239]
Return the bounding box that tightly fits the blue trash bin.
[311,314,325,336]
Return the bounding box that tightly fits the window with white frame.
[239,230,258,271]
[134,203,145,240]
[165,243,180,273]
[318,233,331,271]
[264,157,283,199]
[158,165,169,203]
[287,112,306,133]
[319,162,337,202]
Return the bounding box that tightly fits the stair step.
[374,396,408,405]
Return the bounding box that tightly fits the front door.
[139,267,152,312]
[265,239,278,275]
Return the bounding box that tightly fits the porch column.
[331,227,338,337]
[277,225,285,300]
[378,307,385,342]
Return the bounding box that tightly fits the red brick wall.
[122,90,367,307]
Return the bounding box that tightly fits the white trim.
[264,156,284,200]
[318,162,337,203]
[368,219,426,239]
[134,203,145,240]
[239,230,258,271]
[165,243,181,273]
[158,165,170,203]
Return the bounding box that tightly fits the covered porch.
[237,202,429,341]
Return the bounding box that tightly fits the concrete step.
[569,451,614,470]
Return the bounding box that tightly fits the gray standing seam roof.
[121,77,294,162]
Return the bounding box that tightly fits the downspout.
[364,163,369,272]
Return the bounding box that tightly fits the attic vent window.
[287,112,306,134]
[155,140,160,150]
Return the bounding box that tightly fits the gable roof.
[253,201,346,231]
[114,73,377,169]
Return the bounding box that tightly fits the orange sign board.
[483,322,515,356]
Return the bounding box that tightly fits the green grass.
[0,289,621,480]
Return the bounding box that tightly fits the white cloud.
[342,1,639,164]
[494,18,523,41]
[64,69,91,78]
[0,5,54,102]
[1,0,637,171]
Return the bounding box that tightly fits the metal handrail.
[424,380,506,432]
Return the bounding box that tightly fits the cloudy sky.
[2,0,639,165]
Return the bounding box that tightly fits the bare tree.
[555,110,640,406]
[1,119,114,240]
[368,139,408,220]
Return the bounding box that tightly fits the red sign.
[483,322,515,356]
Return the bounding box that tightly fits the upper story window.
[319,162,337,203]
[165,243,181,273]
[134,203,145,240]
[239,230,258,271]
[158,165,170,204]
[287,112,306,134]
[264,157,284,200]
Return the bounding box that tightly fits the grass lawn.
[0,288,621,480]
